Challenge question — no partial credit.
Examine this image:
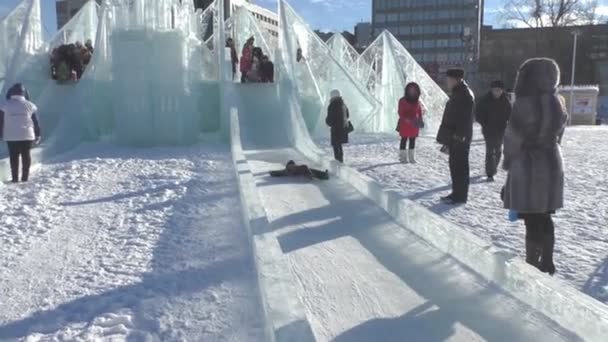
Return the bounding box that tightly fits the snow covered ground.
[316,126,608,305]
[0,143,264,341]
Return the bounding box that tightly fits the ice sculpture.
[69,0,219,146]
[49,0,100,49]
[0,0,42,94]
[278,0,380,135]
[358,31,448,135]
[327,33,359,77]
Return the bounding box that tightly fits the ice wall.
[48,0,100,49]
[73,0,220,146]
[358,31,447,135]
[279,1,380,135]
[327,33,359,77]
[0,0,42,95]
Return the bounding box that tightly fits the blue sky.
[0,0,506,36]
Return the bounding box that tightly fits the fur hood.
[514,58,560,97]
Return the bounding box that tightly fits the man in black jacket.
[476,80,512,182]
[437,69,475,204]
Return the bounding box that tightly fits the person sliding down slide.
[269,160,329,180]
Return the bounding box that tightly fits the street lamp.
[568,29,581,124]
[461,26,474,80]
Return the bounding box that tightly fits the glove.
[508,210,519,222]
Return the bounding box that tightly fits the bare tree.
[499,0,601,27]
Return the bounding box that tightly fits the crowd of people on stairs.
[227,36,274,83]
[50,40,94,83]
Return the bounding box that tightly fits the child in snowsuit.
[269,160,329,180]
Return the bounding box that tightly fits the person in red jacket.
[397,82,424,163]
[239,37,255,83]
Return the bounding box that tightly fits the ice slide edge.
[229,105,316,342]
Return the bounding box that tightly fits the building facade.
[479,24,608,95]
[56,0,102,29]
[371,0,483,83]
[355,22,371,48]
[194,0,278,40]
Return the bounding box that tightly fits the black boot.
[525,237,542,269]
[539,217,556,275]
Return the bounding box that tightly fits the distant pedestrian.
[502,58,567,276]
[239,37,255,83]
[326,90,352,163]
[397,82,424,164]
[0,83,41,183]
[476,80,512,181]
[436,68,475,205]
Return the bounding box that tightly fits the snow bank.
[229,108,315,342]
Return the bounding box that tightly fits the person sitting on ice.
[269,160,329,180]
[260,55,274,83]
[0,83,41,183]
[247,47,263,83]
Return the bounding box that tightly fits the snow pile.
[0,143,263,341]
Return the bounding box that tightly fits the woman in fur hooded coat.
[502,58,568,275]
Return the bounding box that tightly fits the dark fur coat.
[502,58,568,213]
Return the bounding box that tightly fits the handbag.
[347,121,354,133]
[396,119,400,132]
[414,116,425,129]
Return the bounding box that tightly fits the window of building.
[388,13,399,22]
[423,40,436,48]
[374,13,386,23]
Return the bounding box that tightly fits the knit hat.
[330,89,341,99]
[446,68,465,79]
[491,80,505,89]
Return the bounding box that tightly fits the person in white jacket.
[0,83,41,183]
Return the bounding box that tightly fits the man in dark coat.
[326,89,351,163]
[476,80,512,181]
[437,68,475,204]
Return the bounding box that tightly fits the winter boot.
[399,150,409,163]
[408,149,416,164]
[525,238,542,269]
[539,223,556,275]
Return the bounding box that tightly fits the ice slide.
[230,84,585,341]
